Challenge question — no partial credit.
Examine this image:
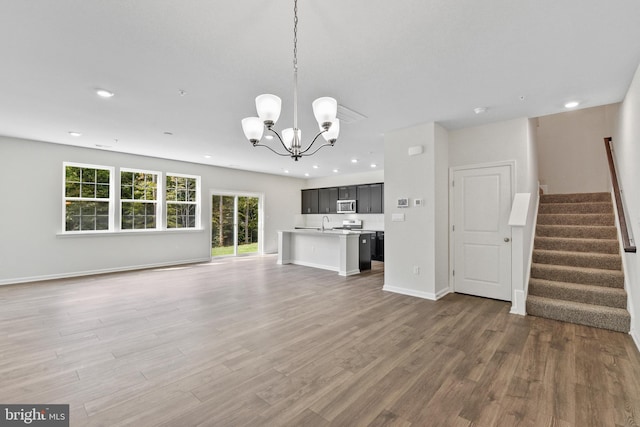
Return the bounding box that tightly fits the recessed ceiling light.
[68,131,82,137]
[204,154,212,159]
[304,173,310,177]
[95,88,114,98]
[351,159,358,163]
[283,169,290,174]
[332,169,339,173]
[473,107,487,114]
[370,163,377,168]
[564,101,579,109]
[312,165,319,169]
[265,135,274,140]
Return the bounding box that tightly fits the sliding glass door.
[211,193,260,257]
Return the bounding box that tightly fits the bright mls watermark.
[0,405,69,426]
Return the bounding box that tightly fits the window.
[120,169,160,230]
[166,174,200,229]
[64,163,113,232]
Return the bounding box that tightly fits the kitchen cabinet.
[359,232,373,271]
[372,231,384,261]
[357,183,384,213]
[318,187,338,214]
[338,186,357,200]
[301,183,383,214]
[301,189,319,214]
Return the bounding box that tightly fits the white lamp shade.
[282,128,301,148]
[241,117,264,142]
[255,94,282,124]
[312,97,337,126]
[321,119,340,141]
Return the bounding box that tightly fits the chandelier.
[241,0,340,161]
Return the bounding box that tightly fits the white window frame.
[119,168,162,231]
[62,162,115,233]
[165,172,201,229]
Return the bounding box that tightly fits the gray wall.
[535,105,618,194]
[612,62,640,346]
[382,122,449,299]
[0,136,304,284]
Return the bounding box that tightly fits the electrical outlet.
[413,266,420,275]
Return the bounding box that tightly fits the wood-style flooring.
[1,256,639,426]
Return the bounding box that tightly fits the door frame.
[448,160,515,299]
[209,189,264,258]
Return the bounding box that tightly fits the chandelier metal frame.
[241,0,339,161]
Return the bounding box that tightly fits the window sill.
[56,228,205,237]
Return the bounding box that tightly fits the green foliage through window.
[166,175,199,228]
[121,171,158,230]
[64,164,112,231]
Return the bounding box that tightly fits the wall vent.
[337,104,367,124]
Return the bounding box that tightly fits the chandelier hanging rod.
[241,0,340,161]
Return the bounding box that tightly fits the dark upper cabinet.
[338,186,357,200]
[356,185,371,213]
[302,183,383,214]
[301,189,319,214]
[371,183,383,213]
[318,187,338,214]
[357,183,384,213]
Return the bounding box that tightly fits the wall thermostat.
[414,198,423,207]
[397,197,409,208]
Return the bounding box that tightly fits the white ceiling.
[1,0,640,178]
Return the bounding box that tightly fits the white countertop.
[284,228,361,236]
[285,228,382,235]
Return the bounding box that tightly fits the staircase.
[526,192,631,333]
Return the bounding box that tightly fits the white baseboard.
[382,284,450,301]
[510,289,526,316]
[631,329,640,353]
[0,257,212,286]
[285,260,339,272]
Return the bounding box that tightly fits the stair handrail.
[604,137,636,253]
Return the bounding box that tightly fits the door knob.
[504,237,510,242]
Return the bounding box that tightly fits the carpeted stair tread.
[529,192,630,333]
[534,236,619,254]
[528,278,627,309]
[540,192,611,203]
[526,295,630,333]
[532,249,622,271]
[538,202,613,214]
[530,263,624,288]
[537,213,614,226]
[535,225,617,239]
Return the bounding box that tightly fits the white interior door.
[452,165,512,301]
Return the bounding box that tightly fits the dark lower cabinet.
[359,233,372,271]
[372,231,384,261]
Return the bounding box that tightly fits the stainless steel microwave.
[337,200,356,213]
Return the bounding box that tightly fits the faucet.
[322,216,330,231]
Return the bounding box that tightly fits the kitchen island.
[277,229,362,276]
